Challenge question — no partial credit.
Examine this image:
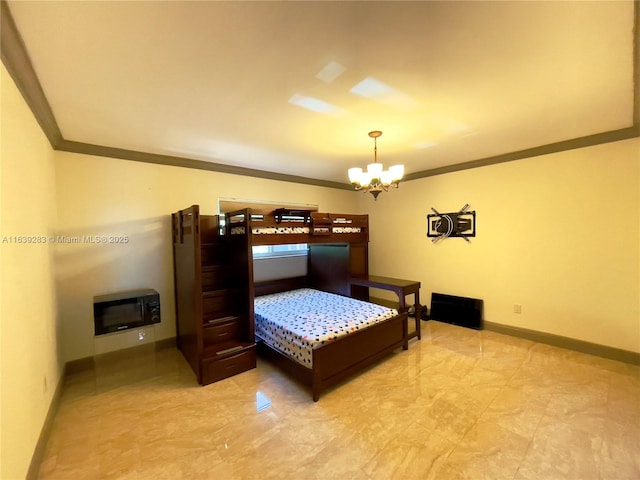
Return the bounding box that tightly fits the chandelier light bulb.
[367,162,383,179]
[360,171,373,188]
[347,130,404,200]
[348,167,363,185]
[380,170,394,186]
[389,164,404,182]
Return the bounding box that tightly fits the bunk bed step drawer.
[200,247,226,266]
[201,344,256,384]
[201,268,226,290]
[202,290,239,316]
[203,317,241,344]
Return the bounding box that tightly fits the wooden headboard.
[253,276,309,297]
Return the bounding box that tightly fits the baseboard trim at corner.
[64,337,178,374]
[25,373,64,480]
[64,355,96,374]
[155,337,176,350]
[26,338,178,477]
[483,321,640,366]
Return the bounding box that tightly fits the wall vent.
[430,293,483,330]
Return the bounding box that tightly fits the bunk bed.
[172,204,409,401]
[226,208,409,401]
[227,208,370,246]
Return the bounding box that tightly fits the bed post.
[312,381,321,402]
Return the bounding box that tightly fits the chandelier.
[348,131,404,200]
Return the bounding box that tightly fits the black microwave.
[93,289,161,336]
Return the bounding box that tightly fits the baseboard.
[64,355,96,374]
[65,337,177,374]
[483,321,640,366]
[358,300,638,365]
[27,338,178,477]
[25,371,64,480]
[155,336,176,350]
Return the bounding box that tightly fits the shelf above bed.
[225,208,369,245]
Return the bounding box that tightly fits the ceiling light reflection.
[414,141,438,150]
[288,94,346,116]
[349,77,417,111]
[316,61,346,83]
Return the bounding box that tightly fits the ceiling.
[3,1,638,187]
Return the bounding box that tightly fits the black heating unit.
[430,292,483,330]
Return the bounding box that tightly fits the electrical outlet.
[513,304,522,314]
[43,374,48,393]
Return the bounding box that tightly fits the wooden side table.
[349,275,422,341]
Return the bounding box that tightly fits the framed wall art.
[427,204,476,243]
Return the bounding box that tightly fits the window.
[252,244,308,258]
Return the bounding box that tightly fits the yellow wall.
[56,136,640,361]
[54,152,361,361]
[1,66,63,479]
[362,138,640,353]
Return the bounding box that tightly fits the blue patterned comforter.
[254,288,398,367]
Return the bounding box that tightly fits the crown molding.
[56,139,352,190]
[1,0,62,147]
[404,126,640,181]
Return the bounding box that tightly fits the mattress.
[254,288,399,367]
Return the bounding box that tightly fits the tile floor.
[38,321,639,479]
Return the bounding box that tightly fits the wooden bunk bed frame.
[226,208,409,401]
[172,206,256,386]
[226,208,370,246]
